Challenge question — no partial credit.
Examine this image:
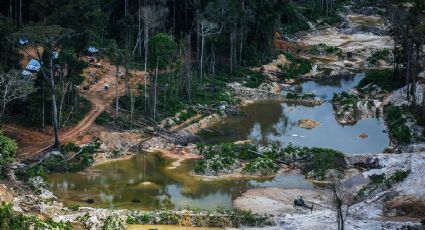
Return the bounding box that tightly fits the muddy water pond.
[49,74,389,210]
[199,74,389,154]
[49,153,313,210]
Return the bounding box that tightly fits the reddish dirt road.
[3,59,144,160]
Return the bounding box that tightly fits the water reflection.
[200,74,389,153]
[49,154,313,210]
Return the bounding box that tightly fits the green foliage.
[357,170,410,199]
[0,132,17,176]
[149,33,177,69]
[279,52,313,79]
[119,73,238,123]
[102,215,124,230]
[384,105,412,144]
[357,70,404,92]
[195,143,345,180]
[16,141,99,180]
[367,49,392,64]
[243,157,279,176]
[95,111,112,126]
[306,43,342,56]
[0,203,72,230]
[67,204,80,211]
[286,92,316,100]
[194,154,239,175]
[308,147,346,179]
[174,107,197,125]
[0,16,21,71]
[126,207,271,227]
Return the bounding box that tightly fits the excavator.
[294,196,314,213]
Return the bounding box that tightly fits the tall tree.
[0,70,35,118]
[14,24,75,149]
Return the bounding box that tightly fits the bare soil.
[3,58,145,160]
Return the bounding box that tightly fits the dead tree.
[327,170,353,230]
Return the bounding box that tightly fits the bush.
[0,132,17,177]
[95,111,111,125]
[243,157,279,176]
[357,70,404,92]
[306,43,342,56]
[367,49,392,65]
[67,204,80,211]
[279,52,312,79]
[0,203,72,230]
[309,148,346,179]
[16,141,99,180]
[384,105,412,144]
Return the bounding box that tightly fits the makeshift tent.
[21,70,32,77]
[25,59,41,72]
[18,37,28,46]
[87,46,98,54]
[52,51,59,59]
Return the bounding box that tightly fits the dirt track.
[3,58,145,160]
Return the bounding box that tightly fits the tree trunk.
[115,65,119,119]
[42,81,45,128]
[153,56,159,122]
[144,26,149,111]
[49,56,60,149]
[200,35,205,83]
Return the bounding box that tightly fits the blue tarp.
[87,46,98,53]
[25,59,41,72]
[52,51,59,59]
[21,70,32,76]
[18,37,28,46]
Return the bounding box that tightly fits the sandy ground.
[301,29,393,53]
[3,58,145,160]
[233,188,331,216]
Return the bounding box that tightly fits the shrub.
[367,48,392,64]
[0,203,72,230]
[243,157,279,176]
[67,204,80,211]
[0,132,17,177]
[357,70,404,92]
[384,105,412,144]
[279,52,313,79]
[309,148,346,179]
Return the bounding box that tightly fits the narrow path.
[3,59,145,160]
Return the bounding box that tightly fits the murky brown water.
[49,74,389,210]
[49,153,313,210]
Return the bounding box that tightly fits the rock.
[377,59,388,67]
[359,133,369,139]
[343,60,355,67]
[298,119,321,129]
[384,195,425,218]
